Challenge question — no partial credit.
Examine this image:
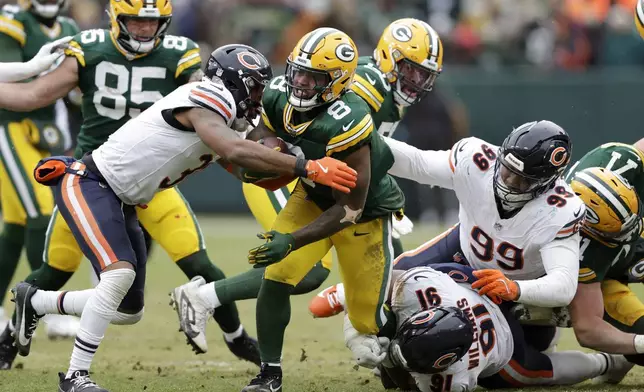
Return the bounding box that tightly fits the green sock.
[176,250,241,333]
[214,267,265,304]
[0,223,25,304]
[257,279,292,363]
[392,237,404,258]
[11,263,74,325]
[25,217,49,271]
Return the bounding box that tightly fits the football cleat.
[225,330,261,367]
[169,276,211,354]
[308,284,345,318]
[0,306,7,330]
[592,354,634,384]
[0,324,17,370]
[242,364,282,392]
[58,370,108,392]
[44,314,80,340]
[12,282,42,356]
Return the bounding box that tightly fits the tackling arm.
[384,137,455,189]
[0,56,78,111]
[570,282,644,354]
[290,145,371,249]
[516,236,579,307]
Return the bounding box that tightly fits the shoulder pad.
[188,79,236,126]
[449,137,498,173]
[325,95,374,156]
[261,76,288,131]
[351,61,391,112]
[165,35,201,79]
[58,16,80,33]
[538,181,586,241]
[0,5,25,46]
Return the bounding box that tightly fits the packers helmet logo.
[584,207,600,224]
[411,310,435,325]
[549,147,568,167]
[391,24,413,42]
[630,259,644,280]
[237,52,263,70]
[433,353,458,369]
[335,43,356,62]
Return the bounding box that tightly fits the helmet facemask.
[392,58,440,106]
[30,0,65,20]
[493,154,558,212]
[115,14,171,54]
[285,60,334,111]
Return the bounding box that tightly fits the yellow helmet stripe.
[576,171,630,221]
[299,27,337,59]
[637,0,644,30]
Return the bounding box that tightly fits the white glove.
[392,214,414,239]
[344,314,390,369]
[27,36,73,76]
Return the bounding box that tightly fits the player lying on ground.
[7,43,356,392]
[164,18,443,353]
[513,142,644,365]
[172,27,405,392]
[0,0,269,371]
[345,263,632,391]
[311,120,584,319]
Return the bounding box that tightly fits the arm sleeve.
[516,234,580,307]
[384,136,455,189]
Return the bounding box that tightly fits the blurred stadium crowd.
[4,0,642,224]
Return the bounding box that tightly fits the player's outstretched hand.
[248,230,296,266]
[305,157,357,194]
[471,269,520,304]
[29,36,73,74]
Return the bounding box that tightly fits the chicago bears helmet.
[494,120,572,212]
[388,307,474,374]
[205,44,272,124]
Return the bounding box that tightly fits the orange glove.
[471,269,520,304]
[305,157,357,194]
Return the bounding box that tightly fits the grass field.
[1,215,643,392]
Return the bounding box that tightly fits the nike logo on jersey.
[458,141,468,153]
[365,73,377,86]
[342,120,355,132]
[353,231,369,237]
[413,275,428,282]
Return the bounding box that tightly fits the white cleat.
[0,307,7,331]
[593,354,634,384]
[43,314,80,339]
[169,276,211,354]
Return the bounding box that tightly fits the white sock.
[546,351,608,385]
[198,282,221,309]
[67,268,135,378]
[336,283,346,307]
[31,289,94,316]
[223,325,244,343]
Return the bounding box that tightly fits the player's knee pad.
[165,228,201,262]
[111,308,144,325]
[93,267,136,317]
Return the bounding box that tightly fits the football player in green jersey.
[215,19,442,323]
[172,27,405,392]
[0,0,78,335]
[0,0,261,374]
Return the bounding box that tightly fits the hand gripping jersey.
[350,56,406,137]
[565,143,644,283]
[391,267,513,392]
[64,29,201,158]
[388,137,585,281]
[92,78,237,205]
[261,75,404,220]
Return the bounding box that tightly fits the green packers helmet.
[570,167,644,247]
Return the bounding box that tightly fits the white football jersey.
[92,78,239,205]
[391,267,513,392]
[447,138,585,280]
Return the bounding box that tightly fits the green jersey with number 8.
[64,29,201,158]
[261,75,405,220]
[566,143,644,283]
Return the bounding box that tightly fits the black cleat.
[225,330,261,367]
[0,325,17,370]
[12,282,42,356]
[58,370,109,392]
[241,364,282,392]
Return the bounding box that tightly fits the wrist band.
[634,335,644,354]
[294,158,308,178]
